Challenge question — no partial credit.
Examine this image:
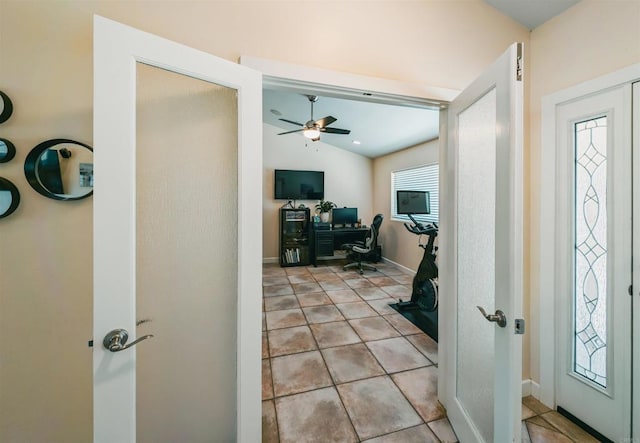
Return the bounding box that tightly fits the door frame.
[240,55,462,407]
[93,16,263,442]
[240,55,458,108]
[538,62,640,410]
[245,54,525,432]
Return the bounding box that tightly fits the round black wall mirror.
[0,138,16,163]
[0,177,20,218]
[0,91,14,124]
[24,138,93,201]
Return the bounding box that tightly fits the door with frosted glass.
[555,84,632,441]
[441,43,523,442]
[93,16,262,443]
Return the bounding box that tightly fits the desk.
[311,226,369,266]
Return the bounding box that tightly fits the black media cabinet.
[279,208,311,267]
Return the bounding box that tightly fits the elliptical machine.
[394,214,439,341]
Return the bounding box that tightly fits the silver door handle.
[477,306,507,328]
[103,328,154,352]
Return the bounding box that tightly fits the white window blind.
[391,164,439,223]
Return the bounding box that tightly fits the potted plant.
[315,200,336,223]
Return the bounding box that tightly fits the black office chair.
[342,214,383,274]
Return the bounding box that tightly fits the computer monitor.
[332,207,358,228]
[396,190,430,214]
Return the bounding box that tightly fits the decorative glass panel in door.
[573,116,608,387]
[135,63,238,442]
[456,88,497,442]
[442,43,523,443]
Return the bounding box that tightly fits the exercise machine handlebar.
[403,214,438,236]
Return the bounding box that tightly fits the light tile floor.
[262,261,600,443]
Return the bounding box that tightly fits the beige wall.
[372,139,439,272]
[263,122,373,260]
[528,0,640,385]
[0,1,531,441]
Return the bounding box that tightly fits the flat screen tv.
[274,169,324,200]
[397,190,430,214]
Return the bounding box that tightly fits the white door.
[440,43,523,442]
[554,83,633,440]
[93,16,262,443]
[631,81,640,438]
[634,81,640,440]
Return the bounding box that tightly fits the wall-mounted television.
[274,169,324,200]
[396,190,430,214]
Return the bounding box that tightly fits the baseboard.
[381,257,416,275]
[263,255,419,271]
[521,379,540,398]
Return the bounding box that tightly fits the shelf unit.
[279,208,311,267]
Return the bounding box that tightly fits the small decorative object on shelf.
[315,199,336,223]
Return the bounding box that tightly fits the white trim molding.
[240,55,459,108]
[382,257,416,275]
[539,62,640,409]
[521,379,540,399]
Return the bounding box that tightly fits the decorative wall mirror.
[24,138,93,201]
[0,177,20,218]
[0,91,14,124]
[0,138,16,163]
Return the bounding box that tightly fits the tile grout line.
[266,264,584,443]
[263,262,447,442]
[282,266,363,441]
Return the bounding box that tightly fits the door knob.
[477,306,507,328]
[103,328,154,352]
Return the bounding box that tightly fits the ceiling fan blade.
[278,128,304,135]
[314,116,337,128]
[320,127,351,135]
[279,118,304,126]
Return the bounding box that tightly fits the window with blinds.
[391,164,439,223]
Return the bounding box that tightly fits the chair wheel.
[359,270,364,275]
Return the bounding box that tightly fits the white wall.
[263,123,373,260]
[528,0,640,387]
[0,1,530,441]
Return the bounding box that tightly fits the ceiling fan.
[277,95,351,142]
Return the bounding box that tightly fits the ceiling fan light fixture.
[303,128,320,139]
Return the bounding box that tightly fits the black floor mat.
[389,303,438,342]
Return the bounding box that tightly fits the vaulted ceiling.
[262,0,582,158]
[263,89,440,159]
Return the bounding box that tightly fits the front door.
[92,16,262,442]
[440,43,524,442]
[554,80,633,441]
